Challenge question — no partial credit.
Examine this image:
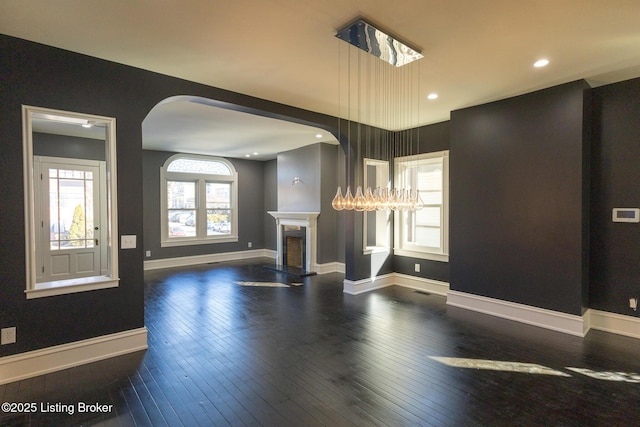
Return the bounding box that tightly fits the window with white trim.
[161,154,238,247]
[394,150,449,262]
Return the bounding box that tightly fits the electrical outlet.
[630,298,638,311]
[1,327,16,345]
[414,263,421,273]
[146,250,151,257]
[248,242,252,248]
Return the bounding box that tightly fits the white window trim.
[393,150,449,262]
[22,105,119,299]
[160,154,238,247]
[363,158,391,255]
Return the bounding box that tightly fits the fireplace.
[268,211,319,274]
[283,226,306,268]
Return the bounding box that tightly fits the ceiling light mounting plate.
[335,17,423,67]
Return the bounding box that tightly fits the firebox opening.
[286,236,303,268]
[282,225,306,269]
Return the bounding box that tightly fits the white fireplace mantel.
[268,211,319,272]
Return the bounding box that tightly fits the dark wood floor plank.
[4,259,640,425]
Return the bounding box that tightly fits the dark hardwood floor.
[3,258,640,426]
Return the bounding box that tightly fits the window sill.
[161,235,239,247]
[26,276,119,299]
[363,247,391,255]
[394,248,449,263]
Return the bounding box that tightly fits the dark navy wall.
[142,150,267,260]
[33,133,106,161]
[590,77,640,316]
[318,143,340,264]
[449,81,591,316]
[342,120,395,280]
[1,37,147,356]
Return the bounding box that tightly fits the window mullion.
[197,178,206,239]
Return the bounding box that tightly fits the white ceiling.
[143,98,337,160]
[2,0,640,158]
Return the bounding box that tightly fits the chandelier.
[331,18,424,212]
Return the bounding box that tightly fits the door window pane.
[48,168,95,250]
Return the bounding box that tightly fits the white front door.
[34,156,106,283]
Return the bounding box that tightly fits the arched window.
[160,154,238,246]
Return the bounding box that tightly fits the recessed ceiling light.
[253,152,258,156]
[427,93,438,100]
[245,154,251,158]
[316,134,323,138]
[534,59,549,68]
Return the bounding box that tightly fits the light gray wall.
[142,146,340,263]
[142,150,269,260]
[264,159,278,251]
[276,143,343,264]
[277,144,321,212]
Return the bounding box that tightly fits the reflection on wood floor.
[2,258,640,426]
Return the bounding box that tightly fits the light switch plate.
[121,235,137,249]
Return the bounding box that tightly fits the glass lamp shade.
[332,187,345,211]
[343,186,355,210]
[353,186,366,211]
[364,187,376,211]
[376,188,388,211]
[413,189,424,210]
[332,185,422,211]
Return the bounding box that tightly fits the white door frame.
[33,156,107,283]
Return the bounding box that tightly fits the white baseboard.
[393,273,449,296]
[343,273,449,296]
[344,273,396,295]
[588,309,640,339]
[315,262,346,275]
[144,249,347,275]
[447,290,587,337]
[144,249,276,271]
[263,249,277,259]
[0,327,148,385]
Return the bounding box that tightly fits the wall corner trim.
[0,327,148,385]
[344,274,396,295]
[343,273,449,296]
[316,262,346,275]
[446,290,587,337]
[588,309,640,339]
